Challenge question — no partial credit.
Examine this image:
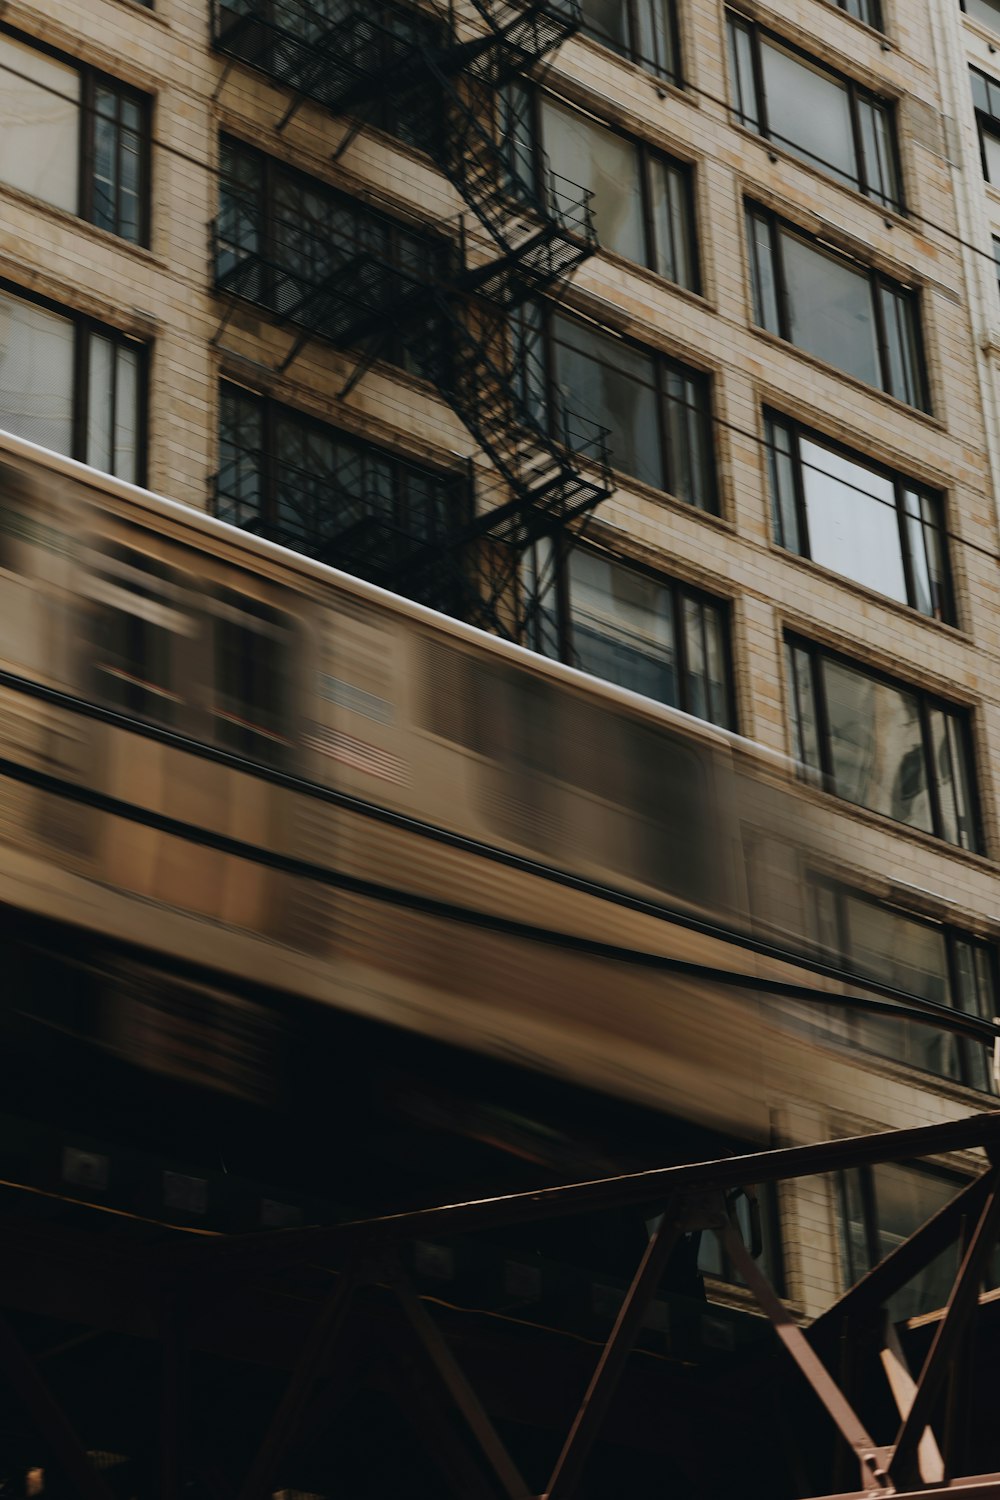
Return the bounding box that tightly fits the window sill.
[565,30,690,107]
[795,1023,997,1112]
[0,181,161,270]
[769,545,967,641]
[583,247,711,316]
[774,771,993,871]
[748,325,941,429]
[731,123,908,229]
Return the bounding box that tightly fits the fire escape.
[210,0,613,642]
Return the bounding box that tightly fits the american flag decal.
[304,728,409,785]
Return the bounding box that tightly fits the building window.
[216,385,469,593]
[746,205,928,410]
[216,138,449,381]
[766,414,951,620]
[213,0,444,153]
[971,68,1000,182]
[0,284,144,482]
[514,303,715,509]
[728,17,901,210]
[526,544,733,726]
[810,882,996,1090]
[839,1165,975,1320]
[821,0,882,25]
[577,0,681,84]
[994,236,1000,300]
[786,636,980,851]
[0,30,149,245]
[505,89,698,291]
[964,0,1000,33]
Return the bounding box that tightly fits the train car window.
[88,543,189,724]
[210,587,293,766]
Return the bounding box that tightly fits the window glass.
[760,39,856,186]
[541,101,645,264]
[90,83,145,243]
[551,314,662,489]
[822,658,931,832]
[787,639,980,850]
[783,232,880,387]
[579,0,680,81]
[730,19,899,208]
[966,0,1000,31]
[839,1166,963,1321]
[0,290,74,455]
[211,590,290,766]
[798,437,906,601]
[984,126,1000,183]
[569,549,678,703]
[823,0,882,25]
[112,343,140,484]
[90,546,183,725]
[649,157,695,287]
[767,417,950,619]
[0,36,79,213]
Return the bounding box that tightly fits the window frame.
[962,0,1000,34]
[0,276,147,484]
[764,410,954,622]
[517,301,717,511]
[216,134,451,380]
[0,23,151,246]
[837,1161,971,1313]
[529,542,737,728]
[728,14,902,210]
[746,203,930,411]
[215,382,471,572]
[785,632,983,852]
[971,67,1000,184]
[577,0,683,86]
[810,878,997,1091]
[516,87,700,293]
[822,0,883,28]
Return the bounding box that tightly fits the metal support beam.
[888,1171,1000,1490]
[237,1266,361,1500]
[719,1224,890,1492]
[544,1198,682,1500]
[392,1272,531,1500]
[810,1172,993,1350]
[0,1309,117,1500]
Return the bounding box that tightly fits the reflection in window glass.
[839,1165,965,1321]
[527,543,732,725]
[786,638,980,850]
[728,17,900,208]
[965,0,1000,33]
[783,234,880,387]
[579,0,681,83]
[541,101,644,263]
[747,206,928,409]
[810,884,996,1088]
[765,415,951,620]
[972,67,1000,183]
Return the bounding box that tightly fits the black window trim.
[217,133,452,376]
[746,202,930,412]
[523,300,718,511]
[216,379,471,544]
[821,0,884,32]
[838,1159,970,1290]
[521,86,701,294]
[542,541,738,730]
[971,66,1000,184]
[0,274,148,486]
[728,12,904,212]
[785,630,984,853]
[577,0,683,87]
[764,408,954,624]
[0,20,152,247]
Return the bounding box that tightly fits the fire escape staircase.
[211,0,615,638]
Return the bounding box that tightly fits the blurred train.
[0,432,988,1220]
